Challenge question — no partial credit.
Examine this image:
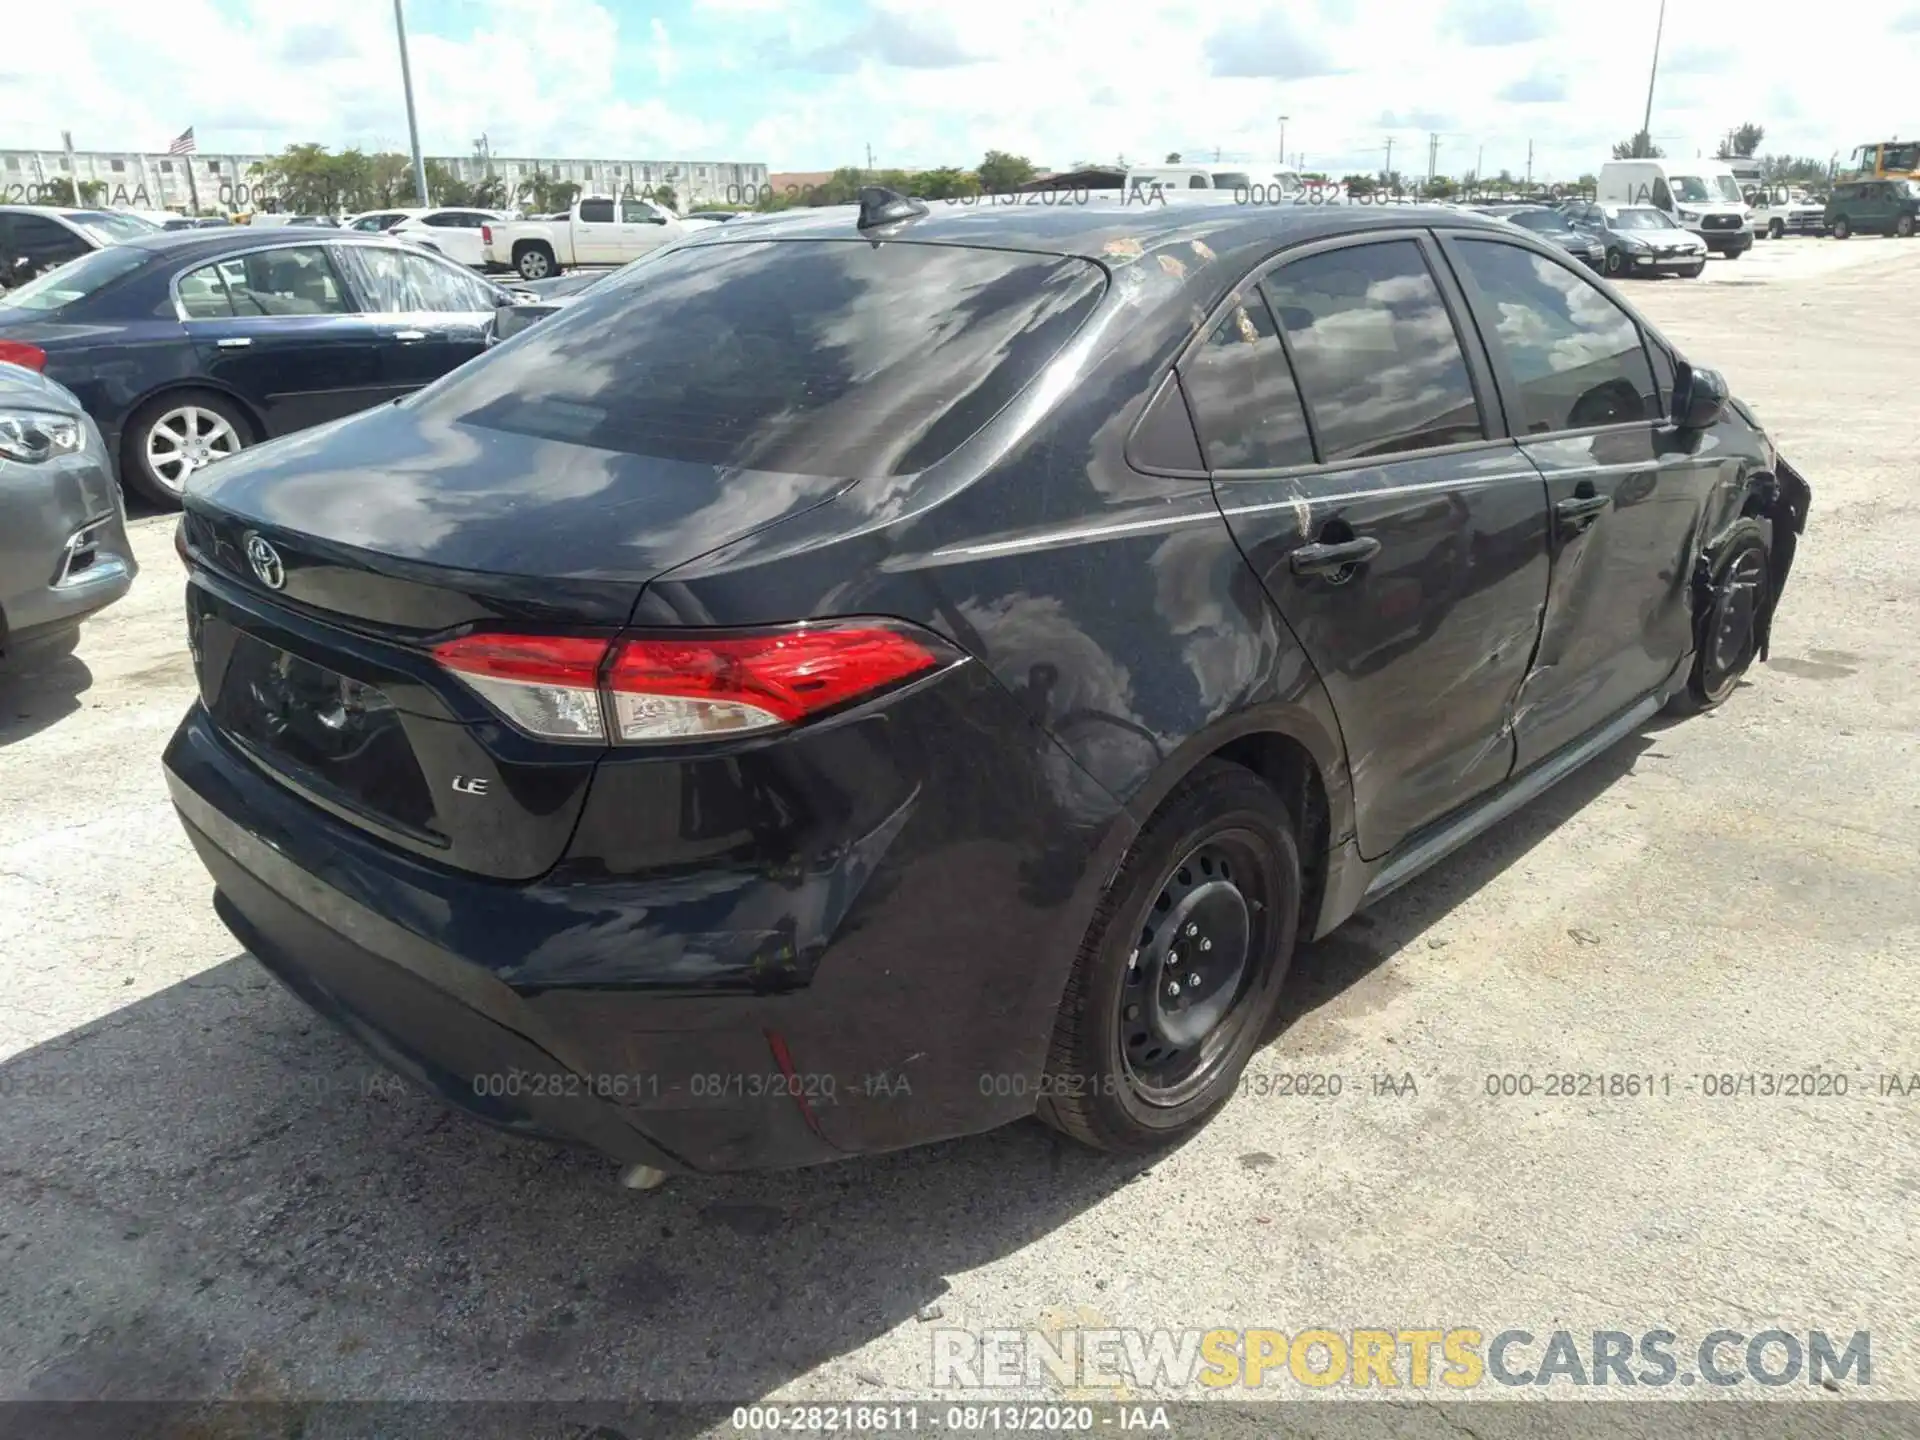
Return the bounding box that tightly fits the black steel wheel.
[1670,517,1771,714]
[1604,248,1625,276]
[1038,761,1301,1152]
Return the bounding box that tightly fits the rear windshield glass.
[0,245,147,312]
[414,239,1106,476]
[70,211,159,242]
[1509,211,1572,233]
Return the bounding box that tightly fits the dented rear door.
[1199,232,1551,861]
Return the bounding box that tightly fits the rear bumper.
[164,671,1126,1172]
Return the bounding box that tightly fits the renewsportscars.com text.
[932,1327,1871,1391]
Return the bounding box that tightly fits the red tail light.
[432,622,947,744]
[481,224,493,245]
[0,341,47,372]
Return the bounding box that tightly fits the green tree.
[423,160,476,207]
[1715,123,1764,160]
[1611,130,1664,160]
[1343,172,1377,195]
[653,185,678,212]
[977,149,1037,192]
[1424,174,1458,199]
[1165,151,1182,163]
[910,166,977,199]
[1575,172,1599,194]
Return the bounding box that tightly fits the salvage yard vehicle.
[1747,185,1826,238]
[0,228,522,508]
[0,205,157,288]
[1561,202,1708,277]
[481,195,705,280]
[1824,179,1920,239]
[1597,159,1753,257]
[1470,204,1606,270]
[0,361,136,673]
[164,188,1812,1180]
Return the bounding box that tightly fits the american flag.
[168,127,196,156]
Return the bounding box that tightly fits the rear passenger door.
[1440,233,1716,767]
[1200,232,1552,861]
[176,244,386,434]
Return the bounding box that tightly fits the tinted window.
[337,245,496,312]
[1510,211,1572,234]
[1451,239,1657,433]
[1179,291,1313,471]
[578,198,616,223]
[0,243,146,311]
[177,245,350,317]
[1188,175,1208,189]
[621,200,663,223]
[1652,177,1673,209]
[1263,239,1485,461]
[8,215,89,263]
[411,240,1105,477]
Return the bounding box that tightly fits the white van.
[1597,159,1753,257]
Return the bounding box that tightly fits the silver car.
[0,361,136,672]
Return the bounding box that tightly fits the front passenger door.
[1441,235,1720,767]
[332,243,498,397]
[1202,234,1552,860]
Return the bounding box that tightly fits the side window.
[621,199,664,224]
[178,247,349,317]
[1178,290,1314,471]
[339,245,494,312]
[1651,177,1673,210]
[1188,175,1208,189]
[1262,238,1485,462]
[423,212,461,228]
[1450,238,1658,433]
[579,198,616,224]
[12,216,89,265]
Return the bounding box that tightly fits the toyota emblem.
[245,533,286,590]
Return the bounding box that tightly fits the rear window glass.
[415,239,1106,477]
[0,245,146,312]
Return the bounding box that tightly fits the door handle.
[1290,536,1381,577]
[215,337,252,349]
[1555,493,1611,522]
[391,329,428,342]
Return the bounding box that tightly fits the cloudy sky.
[7,0,1920,180]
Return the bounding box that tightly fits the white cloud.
[5,0,1920,181]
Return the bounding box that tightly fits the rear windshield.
[0,245,147,312]
[414,239,1105,477]
[1509,210,1573,233]
[69,211,158,242]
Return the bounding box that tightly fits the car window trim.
[1433,230,1664,444]
[170,239,365,322]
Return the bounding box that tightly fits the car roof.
[110,228,431,261]
[0,205,92,220]
[669,194,1521,270]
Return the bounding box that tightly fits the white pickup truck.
[481,196,712,280]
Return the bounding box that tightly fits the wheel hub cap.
[1124,843,1255,1086]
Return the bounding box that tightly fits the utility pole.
[1640,0,1666,157]
[1384,135,1394,185]
[865,143,874,177]
[1476,144,1484,184]
[1278,115,1289,168]
[1428,132,1439,190]
[393,0,430,205]
[1526,139,1533,186]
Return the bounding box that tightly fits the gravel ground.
[1,237,1916,1429]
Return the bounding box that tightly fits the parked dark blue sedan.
[0,229,520,507]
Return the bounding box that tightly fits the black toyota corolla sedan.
[0,228,521,508]
[164,189,1811,1179]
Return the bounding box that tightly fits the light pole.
[393,0,430,205]
[1278,115,1290,169]
[1640,0,1666,157]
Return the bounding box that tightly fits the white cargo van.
[1598,159,1753,257]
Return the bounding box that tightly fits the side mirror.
[1673,363,1729,430]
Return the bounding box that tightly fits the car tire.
[1604,248,1625,276]
[1768,219,1785,239]
[1832,216,1851,239]
[515,244,557,281]
[1667,516,1772,716]
[1898,215,1916,238]
[122,389,252,511]
[1037,760,1302,1153]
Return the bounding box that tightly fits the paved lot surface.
[2,239,1917,1421]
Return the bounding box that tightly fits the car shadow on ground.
[0,724,1657,1426]
[0,647,93,749]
